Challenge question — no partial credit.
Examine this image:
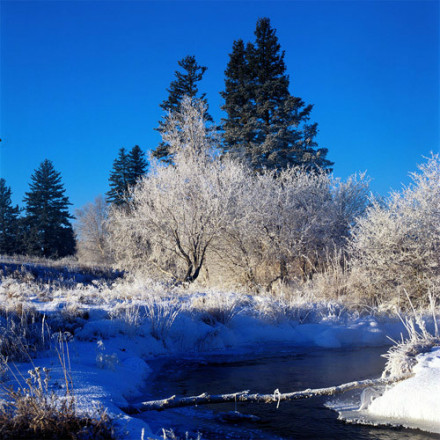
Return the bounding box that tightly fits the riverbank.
[0,273,439,439]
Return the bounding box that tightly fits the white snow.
[365,347,440,433]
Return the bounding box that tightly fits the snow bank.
[332,346,440,435]
[366,346,440,433]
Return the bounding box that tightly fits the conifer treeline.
[0,160,75,257]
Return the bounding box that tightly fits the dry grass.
[0,346,115,440]
[0,306,49,363]
[144,298,182,343]
[191,293,247,326]
[382,293,440,378]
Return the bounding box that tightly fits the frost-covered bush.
[349,155,440,307]
[212,169,369,289]
[109,98,250,283]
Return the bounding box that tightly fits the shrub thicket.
[109,97,369,291]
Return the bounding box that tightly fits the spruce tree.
[153,55,211,163]
[220,39,257,158]
[127,145,148,186]
[106,148,130,206]
[221,18,333,172]
[23,160,75,258]
[107,146,148,205]
[0,178,20,255]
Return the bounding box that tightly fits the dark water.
[137,346,440,440]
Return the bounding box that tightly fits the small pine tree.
[0,178,21,255]
[221,18,333,172]
[153,55,211,164]
[23,160,75,258]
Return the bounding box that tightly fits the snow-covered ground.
[0,271,439,439]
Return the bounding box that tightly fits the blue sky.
[1,0,439,213]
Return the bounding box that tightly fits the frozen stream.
[137,346,440,440]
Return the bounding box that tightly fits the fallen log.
[122,373,412,414]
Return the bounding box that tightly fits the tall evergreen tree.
[153,55,211,163]
[220,39,257,159]
[0,178,20,255]
[23,160,75,258]
[107,146,148,205]
[221,18,333,172]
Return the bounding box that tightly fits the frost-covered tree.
[221,18,333,172]
[153,55,211,164]
[349,154,440,306]
[75,195,112,265]
[23,159,75,258]
[110,97,242,282]
[0,178,21,255]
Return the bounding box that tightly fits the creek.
[136,346,440,440]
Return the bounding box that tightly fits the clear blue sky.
[1,0,439,213]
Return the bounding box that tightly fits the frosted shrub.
[203,168,368,291]
[350,154,440,307]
